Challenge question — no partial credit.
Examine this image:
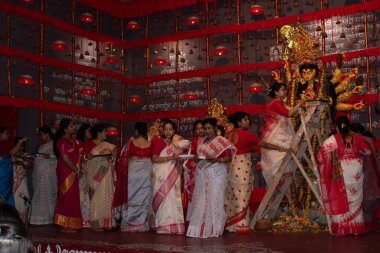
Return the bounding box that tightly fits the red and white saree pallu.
[151,139,189,234]
[183,137,201,214]
[260,100,294,185]
[317,133,370,236]
[186,136,236,238]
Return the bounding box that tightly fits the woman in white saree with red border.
[317,117,371,236]
[186,118,236,238]
[151,119,189,234]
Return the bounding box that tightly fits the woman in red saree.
[81,124,116,231]
[224,112,260,233]
[151,119,190,234]
[53,118,82,232]
[317,116,371,236]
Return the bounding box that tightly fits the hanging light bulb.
[17,75,34,85]
[106,127,119,136]
[154,57,167,66]
[81,86,96,96]
[105,54,119,63]
[80,12,94,23]
[183,91,198,100]
[127,21,140,30]
[249,5,264,15]
[213,45,228,56]
[187,16,201,26]
[51,40,67,51]
[128,95,142,104]
[249,83,263,93]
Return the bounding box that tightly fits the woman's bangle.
[164,157,167,162]
[279,147,283,152]
[221,158,224,163]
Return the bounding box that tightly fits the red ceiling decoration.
[249,83,264,93]
[213,45,228,56]
[104,54,119,63]
[128,95,142,104]
[249,5,264,15]
[183,91,198,100]
[81,86,96,96]
[17,75,35,85]
[187,16,201,26]
[80,12,94,23]
[51,40,67,51]
[154,57,167,66]
[106,127,119,136]
[127,21,140,30]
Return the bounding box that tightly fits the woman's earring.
[301,78,306,84]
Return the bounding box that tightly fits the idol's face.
[301,68,317,82]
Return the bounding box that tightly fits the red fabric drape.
[0,95,267,121]
[1,44,380,86]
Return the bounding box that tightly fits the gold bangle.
[221,158,224,163]
[164,157,167,162]
[280,147,283,152]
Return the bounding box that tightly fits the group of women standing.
[1,80,379,238]
[52,119,117,232]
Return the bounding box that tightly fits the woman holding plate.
[151,119,189,234]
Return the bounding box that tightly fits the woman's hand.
[353,102,364,111]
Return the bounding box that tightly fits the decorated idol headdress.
[207,98,227,126]
[280,19,320,65]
